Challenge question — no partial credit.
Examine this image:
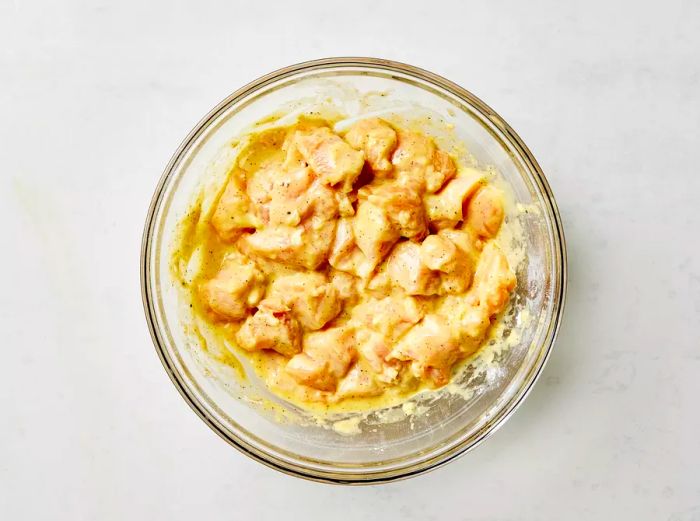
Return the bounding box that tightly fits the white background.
[1,1,699,519]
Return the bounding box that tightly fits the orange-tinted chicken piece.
[424,168,485,229]
[199,252,266,321]
[344,118,397,175]
[328,218,377,279]
[336,360,383,399]
[239,218,337,270]
[352,201,401,268]
[265,272,341,330]
[351,295,425,382]
[469,242,516,316]
[236,304,302,357]
[383,241,441,296]
[293,127,365,192]
[211,173,261,241]
[465,185,505,238]
[388,314,460,386]
[359,176,428,240]
[392,131,457,192]
[285,327,356,391]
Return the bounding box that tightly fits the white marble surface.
[1,1,699,519]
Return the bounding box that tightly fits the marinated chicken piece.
[285,327,356,391]
[470,242,516,316]
[391,130,435,172]
[392,131,457,192]
[199,252,266,320]
[424,168,485,229]
[329,269,358,301]
[344,118,397,175]
[236,304,302,357]
[350,295,425,340]
[328,218,377,278]
[292,127,365,192]
[359,176,428,240]
[428,150,457,193]
[351,295,424,382]
[420,234,458,272]
[211,173,261,241]
[420,234,474,294]
[336,361,383,399]
[266,166,315,226]
[355,330,401,383]
[384,241,441,296]
[388,314,460,386]
[465,185,505,238]
[352,201,400,267]
[266,272,341,330]
[239,218,336,270]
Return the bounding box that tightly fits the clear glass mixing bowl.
[141,57,567,483]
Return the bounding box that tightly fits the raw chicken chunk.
[285,327,356,391]
[211,173,261,241]
[352,201,400,267]
[392,131,457,192]
[465,185,505,238]
[199,252,266,320]
[328,218,377,279]
[344,118,397,175]
[424,168,485,229]
[470,242,516,316]
[239,218,336,270]
[266,272,341,330]
[336,361,383,399]
[293,127,365,192]
[359,176,428,240]
[236,304,302,357]
[384,241,441,296]
[388,314,460,386]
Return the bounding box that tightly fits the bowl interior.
[143,60,565,482]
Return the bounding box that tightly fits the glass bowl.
[141,57,567,484]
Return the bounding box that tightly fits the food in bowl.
[172,114,516,411]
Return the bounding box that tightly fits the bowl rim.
[140,56,568,484]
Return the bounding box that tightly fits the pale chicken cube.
[391,130,435,172]
[336,361,383,399]
[328,218,377,279]
[350,295,425,340]
[388,314,460,386]
[384,241,441,296]
[420,234,458,272]
[239,218,336,270]
[427,150,457,193]
[285,327,356,391]
[329,269,358,301]
[465,185,505,238]
[355,330,400,383]
[352,201,400,267]
[424,168,486,229]
[266,166,315,226]
[211,173,261,241]
[470,242,516,316]
[360,177,428,240]
[293,127,365,192]
[235,305,302,357]
[344,118,397,175]
[266,272,341,330]
[199,252,266,320]
[420,234,474,294]
[391,131,457,192]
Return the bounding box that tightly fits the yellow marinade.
[171,115,516,413]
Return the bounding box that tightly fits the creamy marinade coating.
[173,116,516,410]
